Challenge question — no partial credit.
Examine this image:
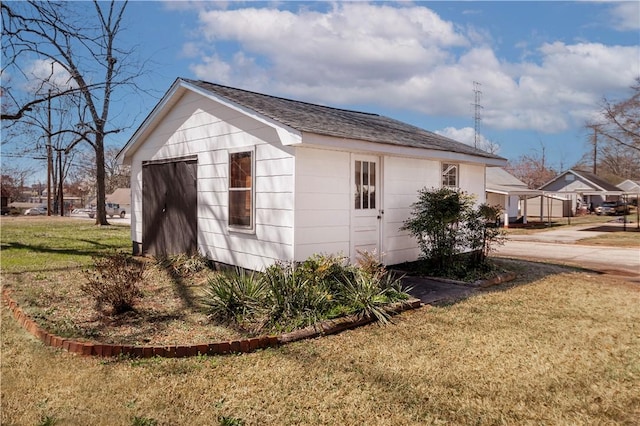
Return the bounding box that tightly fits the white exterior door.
[351,154,382,263]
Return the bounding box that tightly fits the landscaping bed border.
[2,289,421,358]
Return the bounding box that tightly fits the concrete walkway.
[403,276,476,305]
[496,222,640,278]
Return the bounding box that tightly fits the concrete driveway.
[495,222,640,278]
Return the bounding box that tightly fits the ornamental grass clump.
[202,253,412,332]
[81,252,145,314]
[336,258,409,325]
[202,268,266,326]
[262,261,334,330]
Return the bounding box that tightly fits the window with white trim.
[442,163,458,188]
[229,151,253,229]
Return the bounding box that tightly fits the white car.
[88,202,126,218]
[24,206,47,216]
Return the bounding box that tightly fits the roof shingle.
[183,78,503,160]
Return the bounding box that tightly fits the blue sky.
[3,1,640,184]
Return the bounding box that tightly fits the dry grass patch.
[576,228,640,247]
[3,262,246,345]
[3,263,639,425]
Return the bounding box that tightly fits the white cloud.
[608,2,640,31]
[436,126,500,154]
[22,59,77,95]
[184,3,639,135]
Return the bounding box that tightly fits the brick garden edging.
[1,289,421,358]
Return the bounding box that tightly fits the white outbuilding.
[117,78,506,271]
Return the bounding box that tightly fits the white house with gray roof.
[117,78,506,270]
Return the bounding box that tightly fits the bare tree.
[580,79,640,182]
[2,1,138,224]
[598,78,640,153]
[74,147,131,198]
[506,142,558,189]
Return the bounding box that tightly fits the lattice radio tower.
[472,81,483,149]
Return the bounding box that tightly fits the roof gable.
[539,169,621,192]
[617,179,640,192]
[486,167,542,195]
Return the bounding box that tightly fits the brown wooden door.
[142,157,197,256]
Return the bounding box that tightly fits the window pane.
[442,163,458,187]
[229,190,251,226]
[354,160,361,209]
[230,152,252,188]
[369,163,376,209]
[229,151,252,228]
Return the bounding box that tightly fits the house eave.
[300,132,507,166]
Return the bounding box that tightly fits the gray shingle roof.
[183,78,503,160]
[570,170,621,192]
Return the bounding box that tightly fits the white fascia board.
[184,81,303,146]
[487,188,543,196]
[300,132,507,167]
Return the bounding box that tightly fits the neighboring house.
[485,167,542,226]
[539,169,622,216]
[617,179,640,205]
[117,78,506,271]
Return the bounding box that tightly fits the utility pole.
[57,148,64,216]
[47,89,52,216]
[472,81,483,149]
[592,126,598,175]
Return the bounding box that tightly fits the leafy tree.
[401,187,505,274]
[401,187,469,271]
[463,203,506,266]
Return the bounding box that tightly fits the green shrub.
[297,253,353,294]
[401,187,507,275]
[202,254,412,331]
[81,252,145,314]
[335,266,409,325]
[202,268,266,324]
[263,261,333,329]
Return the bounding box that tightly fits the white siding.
[293,147,351,260]
[130,90,295,271]
[459,163,486,204]
[382,156,441,265]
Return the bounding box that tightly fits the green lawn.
[2,218,639,425]
[0,217,130,273]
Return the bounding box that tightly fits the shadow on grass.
[581,225,640,232]
[154,261,198,310]
[1,240,127,259]
[403,258,586,307]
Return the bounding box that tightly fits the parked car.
[597,201,629,216]
[88,202,126,218]
[23,206,47,216]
